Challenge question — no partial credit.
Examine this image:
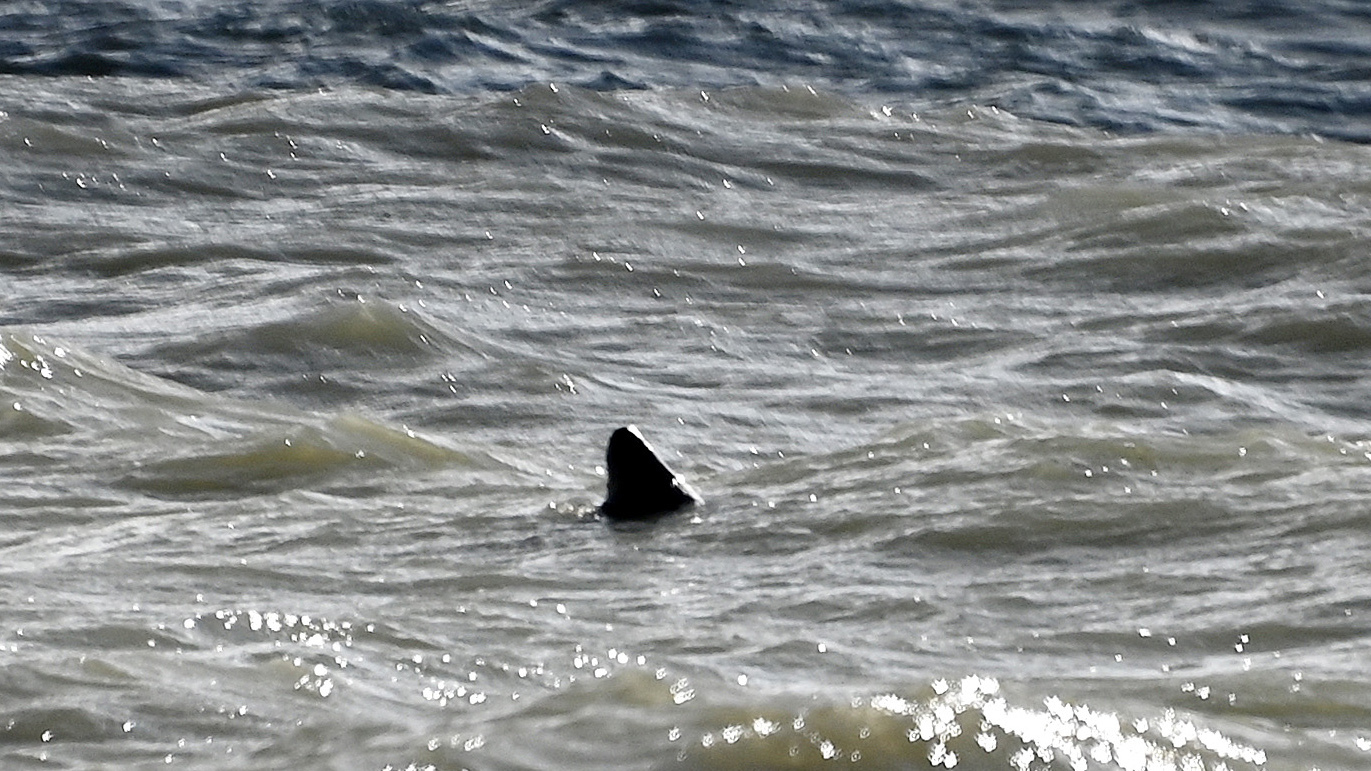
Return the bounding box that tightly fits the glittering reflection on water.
[177,601,1281,771]
[669,675,1269,771]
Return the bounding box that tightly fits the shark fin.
[600,425,701,520]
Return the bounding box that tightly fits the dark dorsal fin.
[600,425,701,520]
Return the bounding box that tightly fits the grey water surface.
[4,2,1371,769]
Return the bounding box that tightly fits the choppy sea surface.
[5,1,1371,769]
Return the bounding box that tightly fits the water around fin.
[600,425,701,520]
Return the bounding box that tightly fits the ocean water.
[4,2,1371,769]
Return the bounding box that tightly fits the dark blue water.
[6,0,1371,140]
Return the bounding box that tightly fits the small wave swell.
[0,330,484,499]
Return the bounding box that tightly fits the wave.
[2,0,1371,139]
[0,330,492,500]
[706,413,1371,555]
[389,667,1271,771]
[149,295,469,367]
